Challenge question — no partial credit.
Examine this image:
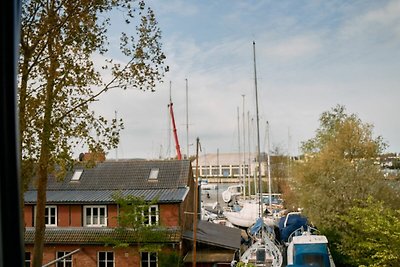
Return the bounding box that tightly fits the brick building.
[24,159,195,267]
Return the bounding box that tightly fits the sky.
[91,0,400,160]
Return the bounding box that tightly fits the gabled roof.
[25,159,192,204]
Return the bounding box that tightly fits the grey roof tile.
[31,159,192,190]
[24,188,189,204]
[24,227,181,244]
[25,159,193,203]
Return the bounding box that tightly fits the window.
[35,206,57,226]
[148,168,159,181]
[201,166,210,176]
[71,169,83,181]
[211,167,220,176]
[221,165,230,177]
[143,205,158,226]
[45,206,57,226]
[232,166,240,176]
[56,251,72,267]
[98,251,114,267]
[141,252,157,267]
[25,252,31,267]
[84,206,107,227]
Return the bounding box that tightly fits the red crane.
[168,101,182,160]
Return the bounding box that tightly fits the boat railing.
[286,226,321,245]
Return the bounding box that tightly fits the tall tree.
[289,105,399,265]
[19,1,167,266]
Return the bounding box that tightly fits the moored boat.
[286,226,335,267]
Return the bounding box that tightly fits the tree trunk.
[32,70,55,267]
[19,46,33,226]
[32,6,57,264]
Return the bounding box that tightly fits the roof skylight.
[71,169,84,181]
[148,168,159,181]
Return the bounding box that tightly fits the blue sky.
[92,0,400,159]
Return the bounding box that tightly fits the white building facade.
[194,152,267,179]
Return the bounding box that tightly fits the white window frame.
[84,206,107,227]
[98,251,114,267]
[34,205,57,227]
[56,251,72,267]
[143,205,159,226]
[140,251,158,267]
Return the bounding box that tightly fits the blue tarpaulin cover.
[278,214,308,243]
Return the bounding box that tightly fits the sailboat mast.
[267,121,272,208]
[242,94,246,198]
[186,78,189,159]
[237,106,242,193]
[247,111,252,196]
[253,41,263,220]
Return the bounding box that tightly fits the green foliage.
[105,193,170,249]
[338,197,400,267]
[158,251,183,267]
[289,105,400,266]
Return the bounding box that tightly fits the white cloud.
[340,0,400,42]
[262,35,322,61]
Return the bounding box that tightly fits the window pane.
[141,252,148,265]
[99,252,105,261]
[50,207,56,216]
[85,207,91,225]
[150,252,157,267]
[93,214,98,225]
[100,208,106,225]
[150,252,157,261]
[93,208,98,224]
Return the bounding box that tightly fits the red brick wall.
[57,205,69,226]
[69,205,81,226]
[160,203,180,227]
[24,205,34,227]
[25,244,177,267]
[107,204,118,227]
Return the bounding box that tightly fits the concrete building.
[195,152,267,180]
